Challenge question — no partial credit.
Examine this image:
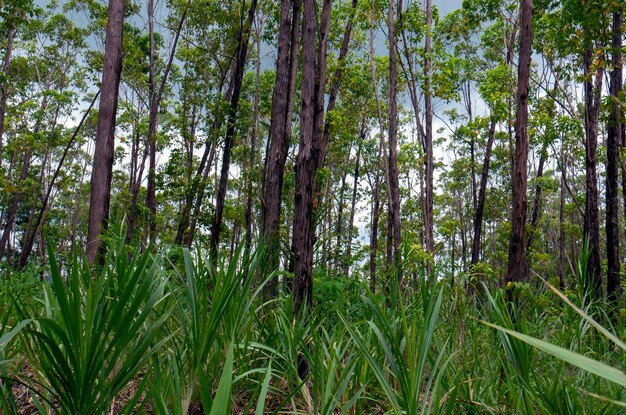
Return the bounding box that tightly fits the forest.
[0,0,625,413]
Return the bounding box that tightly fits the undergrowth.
[0,238,624,414]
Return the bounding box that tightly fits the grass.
[0,237,624,414]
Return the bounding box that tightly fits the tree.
[261,0,302,277]
[210,0,258,255]
[504,0,533,285]
[292,0,332,316]
[606,6,622,306]
[387,0,402,279]
[86,0,124,264]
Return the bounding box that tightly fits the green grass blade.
[255,360,272,415]
[483,321,626,388]
[209,342,235,415]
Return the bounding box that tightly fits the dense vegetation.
[0,0,625,413]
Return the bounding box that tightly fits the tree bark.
[582,46,603,299]
[423,0,434,278]
[210,0,258,255]
[504,0,533,285]
[469,117,496,293]
[0,27,15,169]
[387,0,403,279]
[344,130,363,276]
[526,140,549,252]
[261,0,302,275]
[143,0,190,245]
[292,0,332,317]
[606,7,622,307]
[86,0,124,265]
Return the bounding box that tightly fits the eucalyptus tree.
[210,0,258,255]
[86,0,125,264]
[606,4,622,306]
[504,0,533,285]
[261,0,302,277]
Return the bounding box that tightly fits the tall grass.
[0,237,624,414]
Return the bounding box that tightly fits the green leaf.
[255,360,272,415]
[482,321,626,388]
[210,342,234,415]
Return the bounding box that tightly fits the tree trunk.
[210,0,258,255]
[369,140,383,293]
[144,0,190,245]
[0,150,31,260]
[86,0,124,265]
[582,46,603,299]
[334,170,347,270]
[504,0,533,285]
[292,0,332,317]
[19,92,99,268]
[244,20,263,258]
[558,143,567,289]
[469,117,496,292]
[344,130,363,276]
[261,0,302,276]
[388,0,403,279]
[606,7,622,307]
[423,0,434,278]
[0,27,15,169]
[526,140,549,252]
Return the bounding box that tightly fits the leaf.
[255,360,272,415]
[482,321,626,388]
[210,342,234,415]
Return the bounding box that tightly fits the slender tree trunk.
[369,140,383,293]
[423,0,434,278]
[19,93,99,268]
[244,20,263,258]
[526,140,549,252]
[185,144,217,247]
[334,170,347,270]
[86,0,124,265]
[143,0,190,245]
[344,131,363,276]
[292,0,332,317]
[0,27,15,168]
[582,46,603,299]
[388,0,403,279]
[558,144,567,289]
[0,150,32,260]
[504,0,533,285]
[211,0,258,255]
[261,0,302,276]
[606,7,622,307]
[469,117,496,292]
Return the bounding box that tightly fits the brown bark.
[504,0,533,285]
[210,0,258,255]
[423,0,434,278]
[606,8,622,307]
[558,144,567,289]
[86,0,124,265]
[471,126,497,274]
[344,130,363,276]
[261,0,302,275]
[143,0,190,245]
[0,27,15,169]
[0,150,32,260]
[369,139,383,293]
[526,140,549,252]
[244,21,263,258]
[582,46,603,299]
[292,0,332,317]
